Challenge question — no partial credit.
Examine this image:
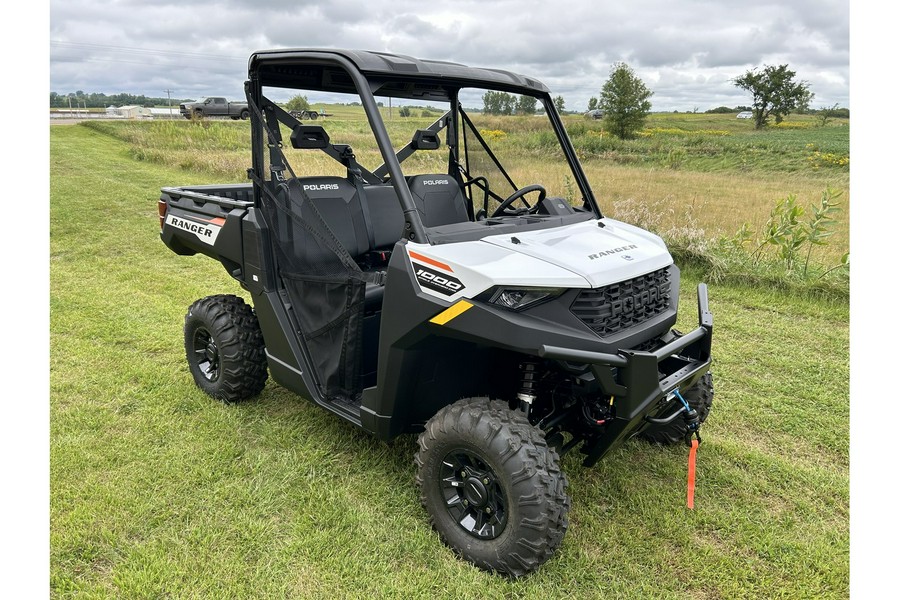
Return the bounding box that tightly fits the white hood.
[481,218,672,289]
[405,218,673,302]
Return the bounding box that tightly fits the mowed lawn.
[50,124,848,598]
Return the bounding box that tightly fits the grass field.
[50,122,849,598]
[80,109,849,265]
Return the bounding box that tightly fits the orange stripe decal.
[408,250,453,272]
[193,216,226,226]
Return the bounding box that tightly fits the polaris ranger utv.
[159,48,713,577]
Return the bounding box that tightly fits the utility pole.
[164,89,174,118]
[389,97,392,120]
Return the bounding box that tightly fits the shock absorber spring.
[517,360,538,416]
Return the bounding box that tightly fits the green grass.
[79,112,850,268]
[51,124,848,598]
[517,112,848,175]
[80,110,851,178]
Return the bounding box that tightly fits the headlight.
[484,287,565,311]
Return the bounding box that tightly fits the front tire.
[640,373,714,445]
[184,294,267,402]
[415,398,570,577]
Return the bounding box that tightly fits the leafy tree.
[705,106,738,114]
[285,94,310,112]
[598,62,653,139]
[587,97,598,111]
[482,91,497,114]
[516,95,537,115]
[733,64,814,129]
[398,105,411,117]
[483,91,516,115]
[817,103,839,127]
[795,88,815,115]
[815,103,849,126]
[553,95,565,113]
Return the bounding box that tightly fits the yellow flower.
[479,129,507,140]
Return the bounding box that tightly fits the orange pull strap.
[687,439,699,509]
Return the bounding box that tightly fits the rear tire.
[415,398,570,577]
[640,373,713,445]
[239,109,250,120]
[184,294,267,402]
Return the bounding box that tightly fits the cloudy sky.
[48,0,849,111]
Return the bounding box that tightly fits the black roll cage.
[246,50,602,245]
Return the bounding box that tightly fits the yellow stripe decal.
[429,300,474,325]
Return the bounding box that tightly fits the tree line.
[480,91,567,116]
[50,91,193,108]
[478,62,846,139]
[705,105,849,118]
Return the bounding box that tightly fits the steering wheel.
[491,184,547,217]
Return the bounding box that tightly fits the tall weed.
[610,189,848,298]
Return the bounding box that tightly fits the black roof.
[248,48,551,98]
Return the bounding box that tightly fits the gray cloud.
[49,0,849,110]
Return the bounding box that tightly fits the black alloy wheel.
[191,326,220,382]
[440,448,508,539]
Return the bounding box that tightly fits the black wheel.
[415,398,570,577]
[184,294,267,402]
[239,109,249,120]
[307,111,318,120]
[640,373,714,445]
[192,109,203,120]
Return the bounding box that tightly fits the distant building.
[117,105,152,118]
[736,111,753,119]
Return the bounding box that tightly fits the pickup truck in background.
[180,97,250,120]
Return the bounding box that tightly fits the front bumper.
[539,283,713,466]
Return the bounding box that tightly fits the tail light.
[158,200,167,231]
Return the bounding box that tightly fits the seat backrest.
[363,184,405,250]
[277,176,371,264]
[406,175,471,228]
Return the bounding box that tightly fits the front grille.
[571,267,672,336]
